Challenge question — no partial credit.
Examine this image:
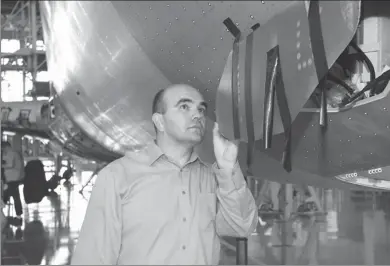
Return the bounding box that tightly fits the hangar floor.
[2,178,390,265]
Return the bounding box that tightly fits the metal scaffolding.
[1,1,47,101]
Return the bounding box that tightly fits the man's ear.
[152,113,164,132]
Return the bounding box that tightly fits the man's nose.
[192,109,203,120]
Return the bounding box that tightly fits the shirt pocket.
[198,193,217,230]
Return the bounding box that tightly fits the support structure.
[252,178,326,265]
[1,1,47,101]
[236,238,248,265]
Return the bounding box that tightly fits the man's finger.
[232,139,240,147]
[213,122,219,136]
[213,122,228,140]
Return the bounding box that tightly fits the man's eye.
[180,104,189,110]
[198,108,206,114]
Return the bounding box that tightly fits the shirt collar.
[126,141,200,166]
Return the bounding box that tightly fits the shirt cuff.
[212,161,246,191]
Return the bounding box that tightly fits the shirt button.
[183,217,186,222]
[182,245,186,250]
[182,191,186,195]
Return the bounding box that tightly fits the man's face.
[160,85,207,146]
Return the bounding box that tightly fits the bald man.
[72,84,258,265]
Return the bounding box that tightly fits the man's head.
[152,84,207,147]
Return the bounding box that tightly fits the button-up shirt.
[71,142,258,265]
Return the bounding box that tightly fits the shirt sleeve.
[213,162,258,238]
[71,164,123,265]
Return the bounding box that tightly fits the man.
[71,84,258,265]
[2,141,24,222]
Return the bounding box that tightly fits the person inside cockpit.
[71,84,258,265]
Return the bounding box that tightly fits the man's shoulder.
[96,156,136,190]
[100,155,137,173]
[99,151,151,178]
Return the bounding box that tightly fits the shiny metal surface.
[47,93,119,162]
[40,1,171,155]
[39,1,293,155]
[2,178,390,265]
[290,84,390,180]
[39,1,390,189]
[216,1,361,142]
[247,81,390,189]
